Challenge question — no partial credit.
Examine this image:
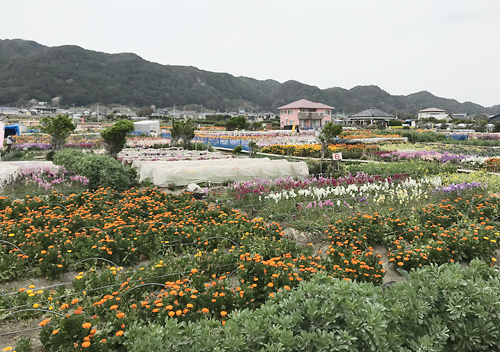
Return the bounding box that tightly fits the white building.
[418,107,448,120]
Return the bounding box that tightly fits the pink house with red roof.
[278,99,334,129]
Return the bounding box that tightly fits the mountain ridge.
[1,39,498,115]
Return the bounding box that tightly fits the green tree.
[226,116,248,131]
[136,107,154,117]
[41,114,76,151]
[171,118,196,149]
[248,140,259,158]
[100,119,135,158]
[181,118,196,149]
[318,122,343,173]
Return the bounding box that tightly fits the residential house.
[31,105,57,115]
[278,99,334,129]
[347,108,395,125]
[418,107,448,120]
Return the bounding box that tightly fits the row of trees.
[42,115,209,159]
[41,114,134,158]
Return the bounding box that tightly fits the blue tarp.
[447,134,468,141]
[160,132,251,151]
[4,125,20,136]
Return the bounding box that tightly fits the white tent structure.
[133,158,309,187]
[10,122,28,133]
[134,120,160,134]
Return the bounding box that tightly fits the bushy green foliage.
[41,114,76,150]
[53,150,137,191]
[171,118,196,148]
[226,116,248,131]
[100,119,135,158]
[389,120,403,126]
[0,149,24,161]
[124,261,500,352]
[233,145,243,154]
[248,140,259,157]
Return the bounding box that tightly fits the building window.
[324,110,330,115]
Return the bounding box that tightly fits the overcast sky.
[2,0,499,106]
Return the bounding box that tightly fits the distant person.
[6,135,16,153]
[150,130,158,137]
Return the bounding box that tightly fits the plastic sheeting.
[0,161,57,188]
[134,158,309,186]
[118,148,232,165]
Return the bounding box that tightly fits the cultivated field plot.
[1,177,500,351]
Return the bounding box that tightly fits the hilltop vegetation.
[1,39,499,115]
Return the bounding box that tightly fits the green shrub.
[1,150,24,161]
[389,120,403,126]
[100,119,135,158]
[124,260,500,352]
[41,114,76,150]
[233,145,243,154]
[53,150,137,191]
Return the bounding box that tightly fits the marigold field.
[1,184,500,351]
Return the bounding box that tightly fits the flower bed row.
[228,173,410,200]
[261,144,380,158]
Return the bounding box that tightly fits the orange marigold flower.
[220,311,227,317]
[267,282,274,287]
[52,330,59,335]
[201,308,209,313]
[116,330,124,337]
[186,303,193,308]
[101,339,107,343]
[82,322,92,329]
[116,313,125,319]
[71,298,79,304]
[82,341,91,348]
[110,305,118,310]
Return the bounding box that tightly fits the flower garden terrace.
[1,184,500,350]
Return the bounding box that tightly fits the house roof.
[278,99,334,110]
[351,108,394,118]
[419,107,446,112]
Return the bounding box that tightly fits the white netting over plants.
[0,161,57,188]
[118,148,232,165]
[134,158,309,186]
